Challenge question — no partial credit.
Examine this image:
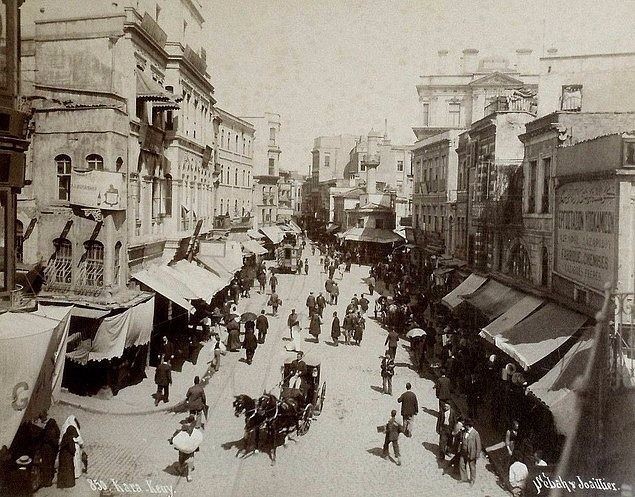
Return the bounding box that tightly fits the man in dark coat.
[397,382,419,437]
[434,369,452,412]
[316,292,327,318]
[154,357,172,405]
[460,418,482,486]
[381,354,395,395]
[331,282,340,305]
[325,278,334,304]
[382,410,403,466]
[159,336,175,364]
[385,329,399,360]
[328,263,336,280]
[186,376,207,419]
[309,313,322,343]
[243,325,258,365]
[269,273,278,293]
[256,310,269,344]
[306,292,316,317]
[330,311,341,345]
[342,311,355,345]
[257,271,267,293]
[436,401,458,461]
[359,294,370,314]
[287,309,299,338]
[304,258,309,275]
[268,292,281,316]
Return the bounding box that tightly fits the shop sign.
[555,180,615,290]
[70,170,125,210]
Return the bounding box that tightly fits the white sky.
[202,0,635,174]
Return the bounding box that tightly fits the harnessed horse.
[233,394,267,457]
[256,392,303,462]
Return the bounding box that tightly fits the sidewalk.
[59,339,218,415]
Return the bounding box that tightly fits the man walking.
[397,383,418,437]
[159,336,175,365]
[257,270,266,293]
[382,410,403,466]
[154,357,172,406]
[269,272,278,294]
[268,292,281,316]
[380,354,395,395]
[434,369,452,412]
[385,329,399,360]
[436,402,456,461]
[330,311,341,346]
[304,258,309,275]
[306,292,316,317]
[316,292,327,318]
[459,418,482,486]
[331,281,340,305]
[243,323,258,365]
[185,376,207,423]
[287,309,299,339]
[256,310,269,344]
[367,275,376,295]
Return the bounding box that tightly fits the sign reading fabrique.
[555,179,615,291]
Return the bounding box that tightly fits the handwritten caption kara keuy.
[533,474,620,494]
[87,478,174,497]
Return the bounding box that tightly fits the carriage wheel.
[315,382,326,415]
[298,404,313,436]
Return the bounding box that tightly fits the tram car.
[275,232,302,273]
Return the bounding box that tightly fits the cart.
[281,355,326,435]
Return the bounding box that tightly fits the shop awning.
[260,225,285,245]
[169,260,226,302]
[242,239,268,255]
[342,227,403,243]
[136,68,173,101]
[247,229,265,240]
[132,267,195,311]
[491,303,588,370]
[195,251,243,284]
[463,280,524,321]
[66,297,155,364]
[288,220,303,234]
[71,306,111,319]
[441,274,487,309]
[480,295,544,344]
[528,327,594,436]
[0,306,72,449]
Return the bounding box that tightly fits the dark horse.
[256,393,303,463]
[233,394,268,458]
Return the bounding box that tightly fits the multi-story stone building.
[242,112,282,227]
[215,108,255,229]
[278,170,306,222]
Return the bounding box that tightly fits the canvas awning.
[70,306,111,319]
[136,68,173,101]
[342,227,402,244]
[288,220,303,234]
[480,295,544,344]
[247,229,265,240]
[442,274,487,309]
[260,225,285,245]
[489,303,588,370]
[528,327,594,436]
[65,297,155,364]
[169,260,226,302]
[463,280,525,321]
[242,239,268,255]
[132,267,195,311]
[195,252,243,284]
[0,305,72,449]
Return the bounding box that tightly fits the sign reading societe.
[555,179,615,291]
[70,170,125,210]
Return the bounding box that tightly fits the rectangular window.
[541,157,551,213]
[449,102,461,126]
[56,159,71,201]
[324,154,331,167]
[164,176,173,216]
[268,158,275,175]
[152,177,161,219]
[397,160,404,172]
[561,85,582,111]
[269,127,276,141]
[421,103,430,126]
[527,160,537,213]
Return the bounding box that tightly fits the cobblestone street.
[42,252,508,497]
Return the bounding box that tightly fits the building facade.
[243,112,282,227]
[215,108,255,229]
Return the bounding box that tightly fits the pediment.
[469,71,525,88]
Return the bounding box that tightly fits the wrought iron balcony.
[484,95,537,116]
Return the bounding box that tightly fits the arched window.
[83,241,104,287]
[116,157,124,171]
[15,220,24,263]
[86,154,104,171]
[234,199,238,215]
[234,168,238,186]
[55,154,72,200]
[49,238,72,284]
[114,241,122,285]
[509,244,531,281]
[220,198,224,216]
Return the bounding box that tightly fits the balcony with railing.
[484,95,537,116]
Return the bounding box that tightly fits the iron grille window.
[561,85,582,111]
[83,241,104,287]
[49,238,72,285]
[55,155,72,201]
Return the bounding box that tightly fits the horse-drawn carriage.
[275,232,302,273]
[232,354,326,461]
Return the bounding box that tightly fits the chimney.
[515,48,533,74]
[461,48,479,74]
[437,49,450,74]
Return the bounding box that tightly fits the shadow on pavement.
[366,447,387,460]
[221,438,245,452]
[163,462,182,477]
[370,385,384,394]
[422,441,440,458]
[324,341,339,347]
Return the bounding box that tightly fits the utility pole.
[0,1,30,307]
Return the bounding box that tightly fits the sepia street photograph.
[0,1,634,496]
